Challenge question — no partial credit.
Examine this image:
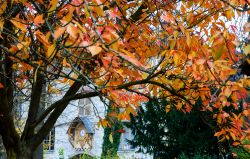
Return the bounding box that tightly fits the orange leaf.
[120,49,144,67]
[0,83,4,88]
[185,32,191,47]
[34,15,44,26]
[10,19,27,32]
[242,110,249,116]
[243,22,250,33]
[35,30,49,47]
[53,27,66,40]
[88,45,102,56]
[232,142,240,146]
[165,105,171,113]
[224,87,232,97]
[176,102,182,110]
[66,24,78,39]
[195,58,206,65]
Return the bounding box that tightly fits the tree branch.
[29,80,83,149]
[31,90,99,128]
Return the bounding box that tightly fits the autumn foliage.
[0,0,250,158]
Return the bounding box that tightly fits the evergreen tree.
[126,100,220,159]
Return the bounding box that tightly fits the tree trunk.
[0,135,7,159]
[5,143,35,159]
[5,145,33,159]
[32,144,43,159]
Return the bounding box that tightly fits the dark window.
[43,127,55,151]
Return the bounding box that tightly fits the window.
[43,127,55,151]
[79,99,92,116]
[84,105,92,116]
[119,126,134,151]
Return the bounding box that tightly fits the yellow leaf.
[169,40,176,50]
[73,20,86,33]
[94,6,104,16]
[98,119,109,128]
[109,134,113,143]
[230,132,236,141]
[217,115,222,124]
[243,45,250,55]
[46,44,56,60]
[0,19,4,31]
[84,5,90,19]
[219,136,225,142]
[224,87,232,97]
[110,41,119,51]
[173,53,179,65]
[19,0,27,4]
[48,0,58,13]
[0,1,7,15]
[88,45,102,56]
[126,105,137,116]
[64,6,75,22]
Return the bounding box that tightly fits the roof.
[68,117,94,134]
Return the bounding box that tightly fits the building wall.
[44,97,152,159]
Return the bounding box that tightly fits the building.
[43,97,152,159]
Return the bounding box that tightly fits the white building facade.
[43,97,152,159]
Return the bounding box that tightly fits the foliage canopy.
[0,0,250,158]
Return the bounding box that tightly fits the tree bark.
[5,145,33,159]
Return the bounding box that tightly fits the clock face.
[80,129,85,137]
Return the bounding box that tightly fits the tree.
[101,103,122,158]
[126,100,220,158]
[0,0,249,158]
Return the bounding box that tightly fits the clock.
[80,129,85,137]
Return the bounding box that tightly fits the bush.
[231,140,250,159]
[178,151,216,159]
